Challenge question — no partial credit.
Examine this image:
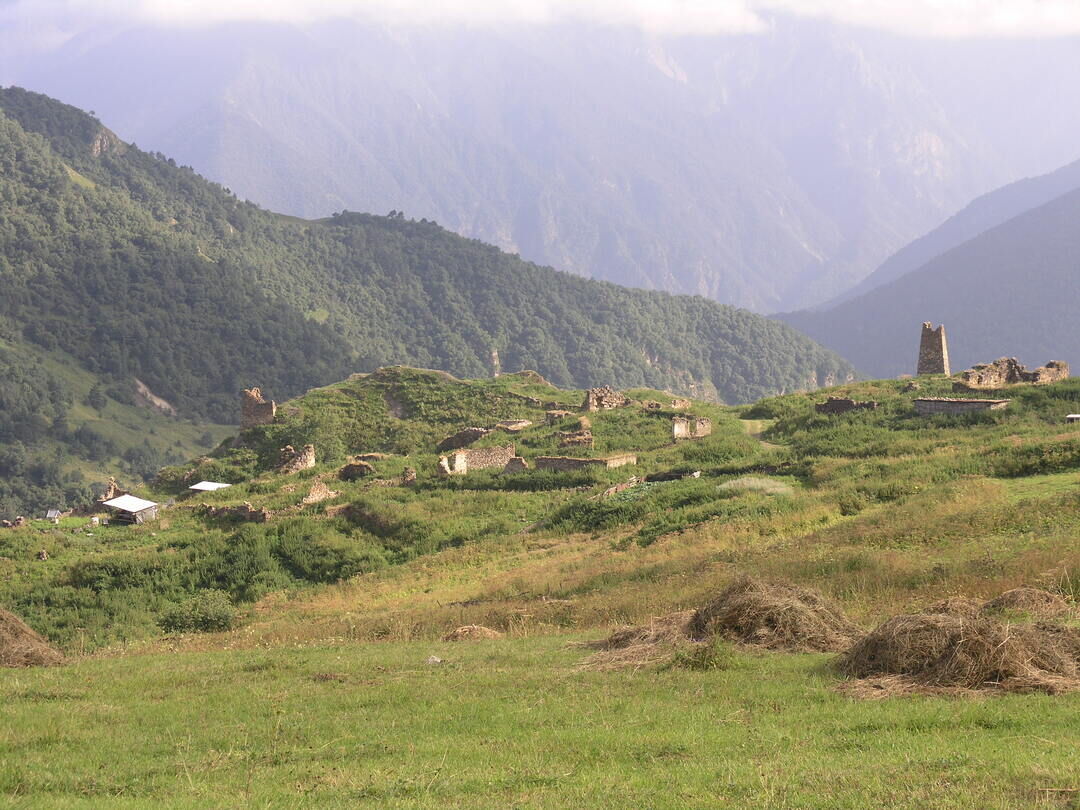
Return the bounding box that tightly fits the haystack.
[838,613,1080,694]
[688,577,861,653]
[0,608,64,668]
[982,587,1071,619]
[442,625,503,642]
[579,611,696,671]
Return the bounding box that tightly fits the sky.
[2,0,1080,39]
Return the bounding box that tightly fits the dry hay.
[0,608,64,668]
[687,577,862,653]
[920,597,984,619]
[838,612,1080,695]
[578,611,696,671]
[442,625,504,642]
[982,587,1071,619]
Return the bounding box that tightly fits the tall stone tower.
[917,322,951,376]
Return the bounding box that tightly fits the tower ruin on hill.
[917,322,950,376]
[240,387,277,428]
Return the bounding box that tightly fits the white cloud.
[3,0,1080,38]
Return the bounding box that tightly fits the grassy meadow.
[2,367,1080,807]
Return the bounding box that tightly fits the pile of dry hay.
[442,625,503,642]
[0,608,64,668]
[838,588,1080,697]
[581,577,860,670]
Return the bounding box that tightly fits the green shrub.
[158,590,237,633]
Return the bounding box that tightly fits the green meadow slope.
[2,367,1080,806]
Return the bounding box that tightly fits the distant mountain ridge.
[781,181,1080,378]
[15,17,1080,311]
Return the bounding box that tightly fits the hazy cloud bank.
[2,0,1080,38]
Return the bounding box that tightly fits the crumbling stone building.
[672,417,713,440]
[240,388,277,428]
[535,453,637,471]
[582,387,631,412]
[815,397,879,415]
[959,358,1070,389]
[278,444,316,474]
[437,444,517,476]
[914,398,1010,416]
[917,323,951,376]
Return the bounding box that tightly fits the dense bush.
[158,590,238,633]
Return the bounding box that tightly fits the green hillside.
[2,367,1079,805]
[0,87,852,516]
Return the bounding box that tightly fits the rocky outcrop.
[240,388,277,428]
[436,427,491,452]
[133,378,177,416]
[582,386,631,412]
[815,397,879,415]
[278,444,316,474]
[959,358,1070,389]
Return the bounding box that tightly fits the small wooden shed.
[102,494,159,524]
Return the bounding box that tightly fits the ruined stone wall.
[582,386,631,412]
[917,323,951,376]
[241,388,277,428]
[815,397,879,415]
[536,453,637,471]
[278,444,316,474]
[437,427,491,452]
[439,444,517,476]
[960,358,1070,388]
[672,417,713,440]
[914,398,1010,416]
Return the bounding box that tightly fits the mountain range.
[0,87,851,517]
[8,16,1080,312]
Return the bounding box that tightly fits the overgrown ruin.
[582,386,631,412]
[958,358,1070,389]
[815,397,879,415]
[672,416,713,440]
[240,388,277,428]
[437,444,517,476]
[535,453,637,471]
[278,444,316,474]
[917,322,950,376]
[914,398,1010,416]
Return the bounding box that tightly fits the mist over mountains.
[7,15,1080,312]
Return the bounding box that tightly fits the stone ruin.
[815,397,879,415]
[199,502,271,523]
[339,460,376,481]
[277,444,316,474]
[672,416,713,440]
[958,358,1070,389]
[914,398,1010,416]
[535,453,637,471]
[496,420,533,433]
[546,410,573,424]
[501,457,530,475]
[917,322,951,376]
[582,386,631,412]
[302,481,340,505]
[437,427,491,452]
[437,444,517,477]
[240,388,277,428]
[643,398,691,411]
[1,516,28,529]
[98,477,125,502]
[558,416,594,448]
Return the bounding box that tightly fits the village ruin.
[240,387,277,428]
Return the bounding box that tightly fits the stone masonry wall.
[241,388,277,428]
[914,398,1010,416]
[960,358,1070,388]
[582,386,631,412]
[535,453,637,471]
[917,322,951,376]
[439,444,517,476]
[672,416,713,440]
[815,397,879,415]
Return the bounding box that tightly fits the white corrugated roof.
[189,481,232,491]
[102,494,158,513]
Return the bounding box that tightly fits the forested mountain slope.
[781,187,1080,378]
[0,88,851,515]
[16,18,1076,311]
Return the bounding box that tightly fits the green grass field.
[4,368,1080,807]
[3,637,1078,808]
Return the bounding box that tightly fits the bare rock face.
[582,386,631,412]
[240,388,277,428]
[133,378,177,416]
[436,427,491,452]
[278,444,316,474]
[960,358,1070,388]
